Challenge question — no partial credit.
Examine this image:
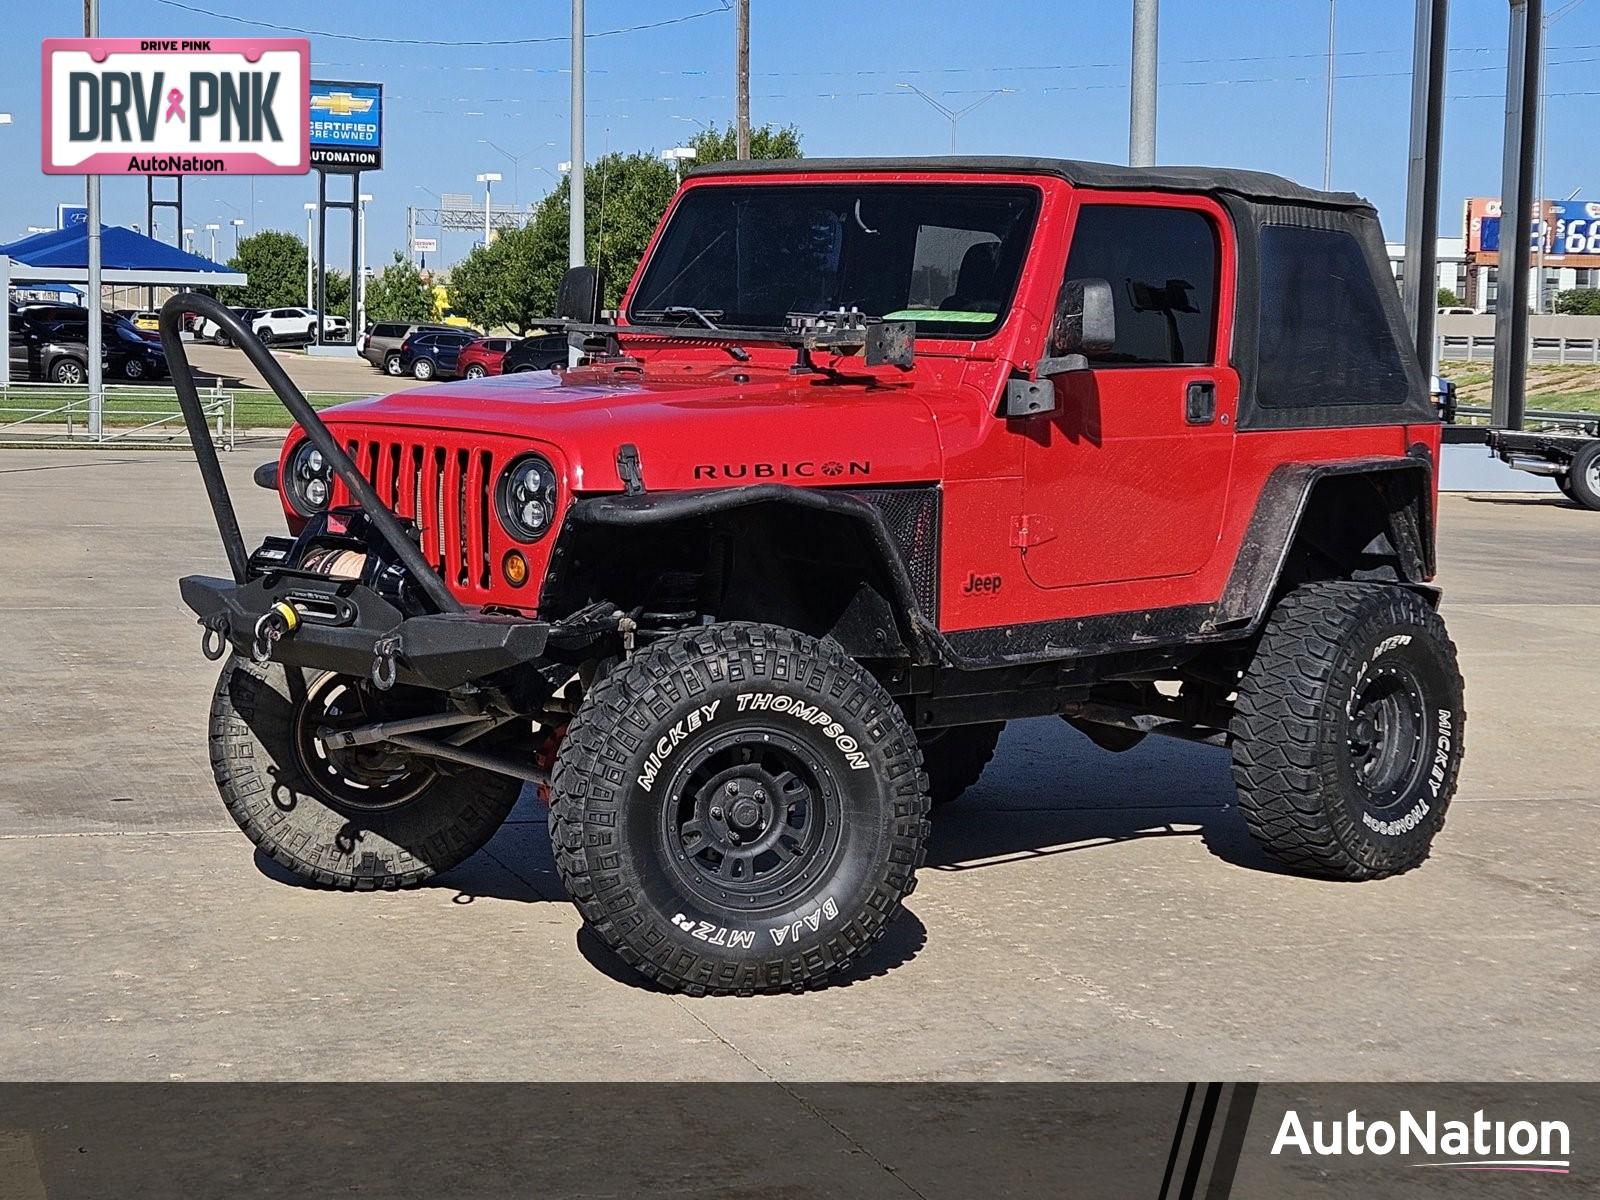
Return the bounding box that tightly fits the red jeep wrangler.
[167,157,1465,996]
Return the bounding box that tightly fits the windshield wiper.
[635,307,750,361]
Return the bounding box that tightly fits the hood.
[325,363,948,493]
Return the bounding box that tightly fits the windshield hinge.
[616,443,645,495]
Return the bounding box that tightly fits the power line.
[149,0,727,46]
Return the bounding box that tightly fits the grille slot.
[333,437,497,599]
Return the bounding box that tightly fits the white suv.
[251,307,351,345]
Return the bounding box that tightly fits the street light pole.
[476,172,501,246]
[204,223,219,260]
[230,217,245,255]
[357,193,372,333]
[570,0,585,365]
[1324,0,1337,189]
[735,0,750,158]
[84,0,103,440]
[1129,0,1159,166]
[304,202,317,307]
[896,83,1012,153]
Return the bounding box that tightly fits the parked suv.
[457,336,516,378]
[170,157,1465,996]
[196,307,261,346]
[9,307,167,382]
[252,307,350,345]
[501,332,568,374]
[397,328,477,379]
[359,322,464,375]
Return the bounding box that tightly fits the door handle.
[1185,380,1217,425]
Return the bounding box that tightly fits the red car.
[456,336,516,379]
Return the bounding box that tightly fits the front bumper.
[181,573,551,691]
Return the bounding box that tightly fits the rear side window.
[1256,224,1409,409]
[372,323,405,338]
[1064,203,1220,366]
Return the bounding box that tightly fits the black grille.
[851,486,941,619]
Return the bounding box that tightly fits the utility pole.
[1492,0,1542,431]
[1323,0,1336,189]
[1402,0,1449,377]
[735,0,750,158]
[1129,0,1159,166]
[85,0,103,439]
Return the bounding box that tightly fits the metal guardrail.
[0,381,234,448]
[1439,333,1600,364]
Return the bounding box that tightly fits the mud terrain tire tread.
[550,622,930,996]
[209,656,521,890]
[922,722,1004,806]
[1230,581,1464,881]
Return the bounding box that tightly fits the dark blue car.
[398,330,477,381]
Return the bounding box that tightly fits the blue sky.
[3,0,1597,270]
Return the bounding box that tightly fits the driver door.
[1020,196,1237,592]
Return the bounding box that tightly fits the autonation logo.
[1272,1107,1571,1175]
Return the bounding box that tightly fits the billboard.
[41,38,309,175]
[1466,196,1600,267]
[309,80,382,171]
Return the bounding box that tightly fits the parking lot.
[1,449,1596,1082]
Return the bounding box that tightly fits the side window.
[1064,203,1220,366]
[1256,224,1410,409]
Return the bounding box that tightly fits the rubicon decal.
[1272,1107,1571,1174]
[42,38,310,175]
[692,459,871,480]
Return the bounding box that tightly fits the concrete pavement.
[1,451,1596,1080]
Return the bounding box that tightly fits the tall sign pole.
[1129,0,1158,166]
[1401,0,1449,375]
[1491,0,1542,430]
[84,0,103,439]
[735,0,750,158]
[569,0,586,365]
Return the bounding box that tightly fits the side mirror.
[1001,278,1115,418]
[557,266,601,324]
[1042,278,1115,374]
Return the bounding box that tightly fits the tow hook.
[371,633,402,691]
[199,614,230,661]
[250,601,300,664]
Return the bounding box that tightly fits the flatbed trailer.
[1487,425,1600,509]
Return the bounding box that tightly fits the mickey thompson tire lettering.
[549,622,931,996]
[1230,581,1466,881]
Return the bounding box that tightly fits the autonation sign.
[41,38,309,175]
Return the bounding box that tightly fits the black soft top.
[688,156,1371,213]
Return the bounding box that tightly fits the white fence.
[0,381,234,449]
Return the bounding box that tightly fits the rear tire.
[209,657,521,889]
[1565,443,1600,510]
[384,354,403,376]
[50,358,86,385]
[550,623,929,995]
[1231,582,1464,880]
[919,722,1003,806]
[465,364,487,379]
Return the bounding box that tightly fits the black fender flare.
[548,484,941,657]
[1217,452,1436,630]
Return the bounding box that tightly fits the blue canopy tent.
[1,224,246,385]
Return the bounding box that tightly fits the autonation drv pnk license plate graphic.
[41,38,310,176]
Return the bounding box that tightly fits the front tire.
[551,623,929,995]
[413,358,435,380]
[1231,582,1464,880]
[209,657,521,889]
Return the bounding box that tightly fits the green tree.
[1554,287,1600,316]
[222,230,307,308]
[449,125,805,328]
[1437,287,1461,309]
[687,122,802,165]
[364,252,435,324]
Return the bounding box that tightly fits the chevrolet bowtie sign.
[41,38,310,175]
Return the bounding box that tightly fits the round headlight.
[496,454,559,542]
[284,439,333,517]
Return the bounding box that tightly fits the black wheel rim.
[659,728,843,910]
[1345,664,1427,809]
[290,674,436,811]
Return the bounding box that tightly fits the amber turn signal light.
[502,550,529,587]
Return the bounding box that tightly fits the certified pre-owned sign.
[42,38,309,175]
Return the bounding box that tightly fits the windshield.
[629,182,1040,340]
